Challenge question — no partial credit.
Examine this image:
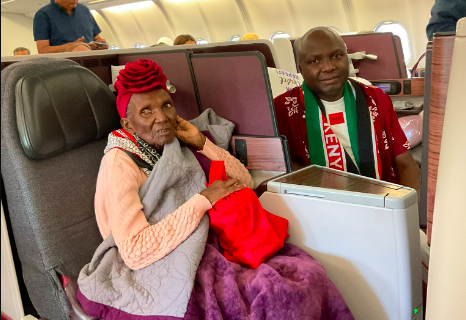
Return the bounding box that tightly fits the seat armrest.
[254,172,287,198]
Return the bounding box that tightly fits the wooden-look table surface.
[275,166,411,198]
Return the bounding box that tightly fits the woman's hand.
[175,116,206,150]
[200,179,245,205]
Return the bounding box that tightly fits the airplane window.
[374,21,411,64]
[196,38,209,44]
[133,43,146,49]
[269,31,291,42]
[228,35,242,42]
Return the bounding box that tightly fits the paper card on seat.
[267,68,303,98]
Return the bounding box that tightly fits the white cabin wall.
[287,0,352,35]
[90,10,121,48]
[241,0,296,40]
[159,0,212,42]
[1,13,37,56]
[99,1,175,48]
[346,0,435,68]
[406,0,435,68]
[196,0,249,42]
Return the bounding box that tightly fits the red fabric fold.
[207,161,289,268]
[114,59,169,118]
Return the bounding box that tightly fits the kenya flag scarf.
[302,79,380,179]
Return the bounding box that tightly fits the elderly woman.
[77,60,353,320]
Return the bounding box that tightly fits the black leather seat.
[1,57,120,320]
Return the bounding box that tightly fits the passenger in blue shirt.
[426,0,466,41]
[33,0,108,54]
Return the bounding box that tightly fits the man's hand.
[175,116,206,151]
[89,37,109,50]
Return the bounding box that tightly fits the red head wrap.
[114,59,168,118]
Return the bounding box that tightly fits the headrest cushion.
[15,65,121,159]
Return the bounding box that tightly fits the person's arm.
[393,151,421,200]
[175,116,254,188]
[102,150,243,270]
[199,138,255,189]
[36,38,83,54]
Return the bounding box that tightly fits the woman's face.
[121,89,177,148]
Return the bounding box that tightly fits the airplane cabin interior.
[1,0,465,320]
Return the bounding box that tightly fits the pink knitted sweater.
[94,138,254,270]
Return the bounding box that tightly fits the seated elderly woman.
[77,59,353,320]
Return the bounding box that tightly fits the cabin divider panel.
[191,52,278,137]
[192,42,277,68]
[419,41,433,230]
[426,33,455,245]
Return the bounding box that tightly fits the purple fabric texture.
[78,231,354,320]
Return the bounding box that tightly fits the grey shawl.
[78,137,208,317]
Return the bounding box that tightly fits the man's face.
[299,30,349,102]
[14,50,29,56]
[122,89,177,148]
[56,0,78,11]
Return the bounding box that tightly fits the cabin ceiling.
[1,0,436,67]
[1,0,95,16]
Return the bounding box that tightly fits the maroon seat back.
[341,32,404,80]
[192,42,276,68]
[191,52,278,136]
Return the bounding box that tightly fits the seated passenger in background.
[174,34,196,45]
[274,27,420,194]
[13,47,31,55]
[77,59,354,320]
[239,32,260,40]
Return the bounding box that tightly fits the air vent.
[101,57,118,66]
[83,59,99,67]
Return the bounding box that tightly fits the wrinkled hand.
[75,36,85,43]
[175,116,206,150]
[200,179,245,205]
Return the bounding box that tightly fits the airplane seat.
[271,38,298,73]
[1,57,120,320]
[292,37,302,71]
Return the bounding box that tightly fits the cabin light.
[109,46,120,50]
[1,0,16,4]
[133,43,146,49]
[104,0,154,12]
[88,0,108,4]
[163,0,198,3]
[269,31,290,42]
[228,35,241,42]
[196,38,208,44]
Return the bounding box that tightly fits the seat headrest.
[15,65,121,159]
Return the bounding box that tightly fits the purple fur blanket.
[78,231,354,320]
